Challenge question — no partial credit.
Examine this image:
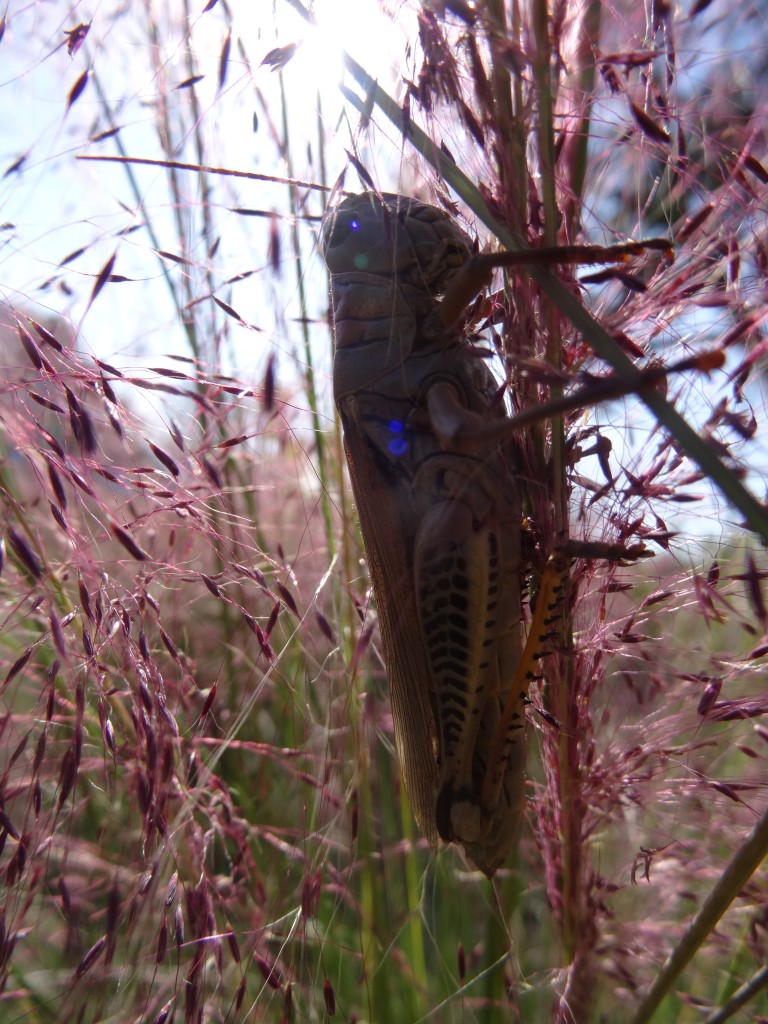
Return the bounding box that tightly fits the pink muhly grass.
[0,300,341,1019]
[0,0,767,1022]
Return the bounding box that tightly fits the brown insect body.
[322,192,528,875]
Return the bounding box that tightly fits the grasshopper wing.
[341,395,441,848]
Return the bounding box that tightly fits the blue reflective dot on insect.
[387,420,407,456]
[350,219,360,231]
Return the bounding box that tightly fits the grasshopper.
[320,190,671,875]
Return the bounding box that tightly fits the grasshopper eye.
[325,210,362,248]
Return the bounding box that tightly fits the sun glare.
[293,0,408,111]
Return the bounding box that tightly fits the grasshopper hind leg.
[413,481,503,846]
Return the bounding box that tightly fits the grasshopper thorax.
[321,191,474,295]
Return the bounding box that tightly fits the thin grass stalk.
[340,672,380,1019]
[169,0,218,364]
[146,11,243,657]
[315,95,358,657]
[268,36,387,1016]
[532,0,580,985]
[277,58,384,1018]
[277,74,336,561]
[532,0,558,241]
[482,4,544,1015]
[487,0,525,224]
[485,0,548,501]
[86,70,199,360]
[147,8,209,369]
[562,0,601,238]
[399,787,428,1001]
[714,933,760,1017]
[357,772,380,1019]
[629,803,768,1024]
[530,0,564,478]
[702,964,768,1024]
[463,15,523,1015]
[181,0,216,293]
[338,53,768,546]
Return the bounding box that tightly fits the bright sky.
[0,0,413,380]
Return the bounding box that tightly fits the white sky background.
[0,0,411,386]
[0,0,765,547]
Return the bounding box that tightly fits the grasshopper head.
[321,191,474,294]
